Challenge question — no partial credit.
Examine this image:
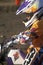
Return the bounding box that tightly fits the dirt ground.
[0,12,27,42]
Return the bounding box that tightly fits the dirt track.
[0,12,27,42]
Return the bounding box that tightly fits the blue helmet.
[16,0,35,15]
[16,0,43,15]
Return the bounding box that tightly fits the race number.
[23,48,37,65]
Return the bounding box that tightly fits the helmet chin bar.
[23,7,43,28]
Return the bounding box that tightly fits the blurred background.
[0,0,27,43]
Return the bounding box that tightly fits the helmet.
[16,0,36,15]
[16,0,43,15]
